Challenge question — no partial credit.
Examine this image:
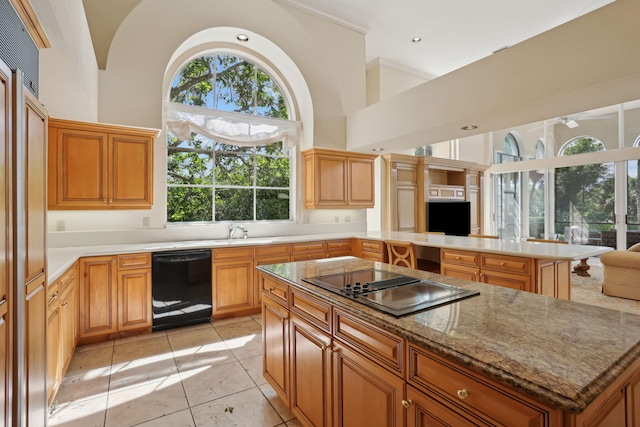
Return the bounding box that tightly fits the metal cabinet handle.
[457,389,469,400]
[401,399,413,408]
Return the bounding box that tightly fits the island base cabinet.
[262,293,289,405]
[333,343,405,427]
[407,345,556,426]
[289,315,332,427]
[406,385,489,427]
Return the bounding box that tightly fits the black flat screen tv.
[427,201,471,236]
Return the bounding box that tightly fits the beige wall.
[366,59,430,106]
[34,0,372,244]
[34,0,99,122]
[348,0,640,153]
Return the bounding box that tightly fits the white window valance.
[164,101,301,150]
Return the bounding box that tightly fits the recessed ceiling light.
[237,34,249,42]
[412,37,422,43]
[460,125,478,130]
[372,148,384,152]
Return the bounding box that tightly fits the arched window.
[165,53,298,223]
[503,133,520,157]
[634,135,640,147]
[558,136,605,156]
[534,139,545,159]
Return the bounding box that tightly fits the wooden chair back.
[422,231,445,235]
[526,238,568,244]
[385,240,417,269]
[468,234,498,239]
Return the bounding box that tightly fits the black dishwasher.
[152,249,212,331]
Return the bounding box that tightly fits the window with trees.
[555,137,614,241]
[166,53,295,223]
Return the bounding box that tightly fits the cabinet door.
[333,343,405,427]
[315,153,348,206]
[212,258,254,316]
[79,257,117,340]
[0,300,7,425]
[25,98,47,284]
[60,285,76,372]
[117,267,151,331]
[262,294,289,404]
[289,315,332,427]
[348,156,375,207]
[54,127,108,207]
[396,186,418,232]
[46,304,61,404]
[25,276,47,426]
[0,58,9,427]
[108,133,153,207]
[406,385,486,427]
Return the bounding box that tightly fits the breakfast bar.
[258,256,640,426]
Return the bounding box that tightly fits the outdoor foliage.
[167,54,291,223]
[554,137,615,232]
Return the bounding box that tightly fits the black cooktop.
[302,269,479,317]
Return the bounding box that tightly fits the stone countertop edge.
[256,258,640,414]
[46,231,613,283]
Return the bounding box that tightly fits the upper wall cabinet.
[48,118,159,210]
[303,148,377,209]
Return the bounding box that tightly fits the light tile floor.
[48,315,302,427]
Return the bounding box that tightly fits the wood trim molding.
[9,0,51,48]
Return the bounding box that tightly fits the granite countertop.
[257,256,640,413]
[47,231,612,283]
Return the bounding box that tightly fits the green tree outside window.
[167,54,291,223]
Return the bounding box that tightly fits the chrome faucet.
[229,224,248,240]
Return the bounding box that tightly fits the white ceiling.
[279,0,614,78]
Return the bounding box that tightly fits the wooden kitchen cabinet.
[406,384,489,426]
[0,60,10,426]
[290,241,326,261]
[46,262,78,404]
[352,238,386,262]
[326,238,353,258]
[262,283,290,404]
[212,247,255,318]
[333,343,405,427]
[302,147,377,209]
[117,258,152,332]
[79,253,151,343]
[254,244,290,309]
[407,345,554,426]
[48,118,158,210]
[79,256,118,341]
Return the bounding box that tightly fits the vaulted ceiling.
[82,0,614,77]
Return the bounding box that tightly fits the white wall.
[34,0,374,247]
[366,59,430,106]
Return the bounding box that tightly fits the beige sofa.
[601,243,640,301]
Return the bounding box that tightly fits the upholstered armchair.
[600,243,640,301]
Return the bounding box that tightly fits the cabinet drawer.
[290,288,331,332]
[212,246,254,261]
[262,275,288,306]
[334,309,404,375]
[441,249,480,267]
[360,240,383,254]
[326,239,352,253]
[481,254,530,275]
[58,264,77,291]
[254,244,290,258]
[408,346,546,426]
[360,251,384,262]
[291,241,325,254]
[117,253,151,270]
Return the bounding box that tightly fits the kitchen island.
[258,256,640,426]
